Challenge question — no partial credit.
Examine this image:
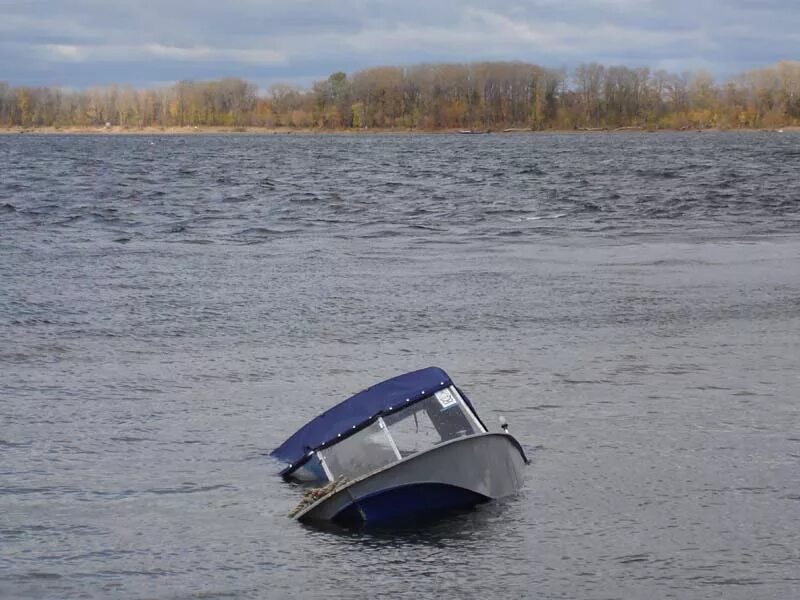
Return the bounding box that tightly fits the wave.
[525,213,567,220]
[236,227,301,237]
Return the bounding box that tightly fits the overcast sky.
[2,0,797,90]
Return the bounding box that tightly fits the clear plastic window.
[290,453,328,482]
[383,404,440,456]
[317,420,398,480]
[383,388,478,456]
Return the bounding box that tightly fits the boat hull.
[295,433,527,525]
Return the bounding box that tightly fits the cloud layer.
[2,0,798,89]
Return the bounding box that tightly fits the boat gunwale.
[292,431,529,521]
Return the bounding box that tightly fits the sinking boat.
[271,367,529,525]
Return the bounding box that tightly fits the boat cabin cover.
[271,367,487,478]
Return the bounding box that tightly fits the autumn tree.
[2,61,799,130]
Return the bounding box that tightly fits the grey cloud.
[1,0,797,88]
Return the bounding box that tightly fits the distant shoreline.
[1,125,797,135]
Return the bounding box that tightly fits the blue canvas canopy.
[271,367,463,468]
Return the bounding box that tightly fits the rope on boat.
[288,477,349,518]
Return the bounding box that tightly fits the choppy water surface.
[1,132,799,599]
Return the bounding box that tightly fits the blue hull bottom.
[332,483,489,525]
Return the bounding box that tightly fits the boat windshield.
[316,387,483,481]
[317,419,398,481]
[383,387,481,455]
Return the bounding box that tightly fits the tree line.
[2,61,799,130]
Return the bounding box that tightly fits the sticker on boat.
[435,388,457,408]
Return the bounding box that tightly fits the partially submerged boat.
[271,367,529,525]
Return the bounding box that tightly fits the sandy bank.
[2,125,798,135]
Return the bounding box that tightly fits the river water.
[1,132,799,599]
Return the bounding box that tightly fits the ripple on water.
[0,132,799,600]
